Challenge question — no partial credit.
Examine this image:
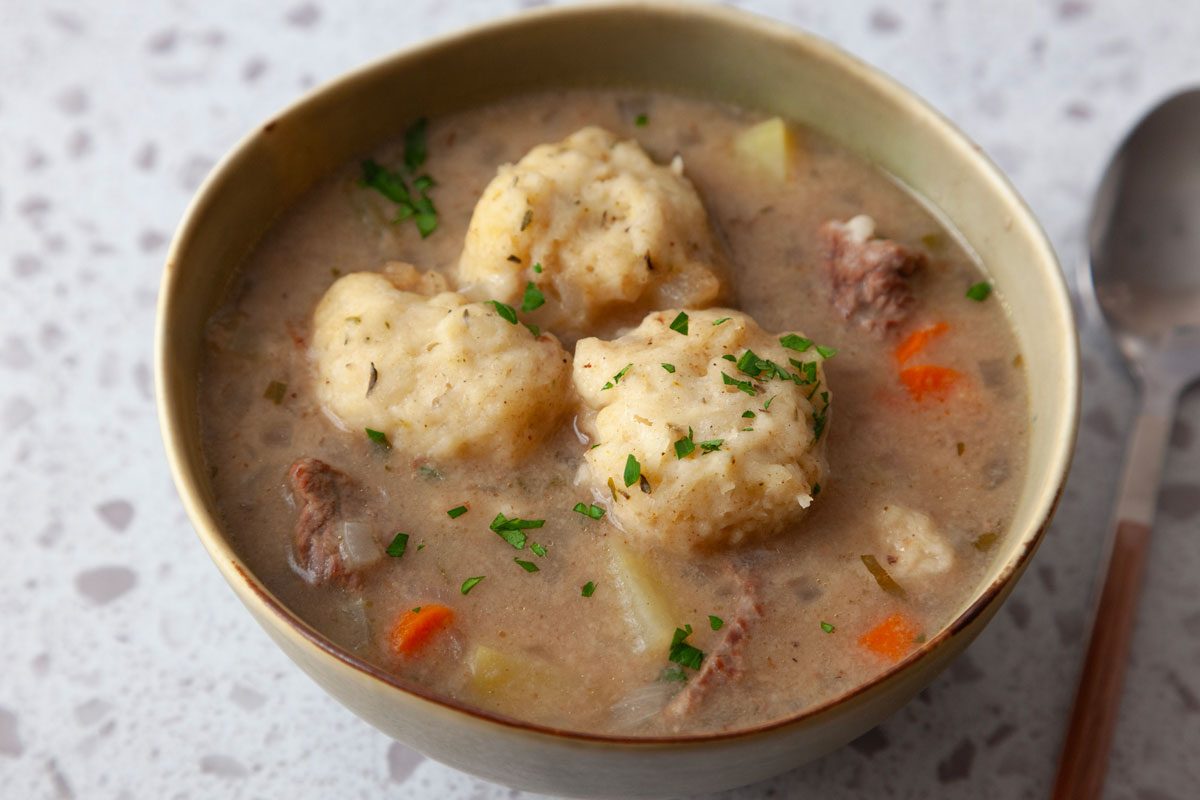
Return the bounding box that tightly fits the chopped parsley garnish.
[708,615,724,631]
[668,624,705,670]
[521,281,545,312]
[661,363,676,373]
[779,333,813,352]
[763,395,777,410]
[789,359,818,385]
[520,209,533,231]
[412,606,422,614]
[489,300,518,324]
[966,281,992,301]
[417,464,443,480]
[815,344,838,359]
[742,410,756,419]
[581,581,596,597]
[660,665,688,683]
[365,428,391,449]
[523,322,541,337]
[385,532,409,558]
[573,502,606,520]
[460,576,485,595]
[623,454,641,487]
[698,438,724,453]
[712,317,731,326]
[721,354,737,362]
[366,363,378,396]
[669,311,689,335]
[490,513,545,549]
[530,542,547,557]
[602,363,633,390]
[674,428,696,459]
[820,621,836,634]
[361,122,439,239]
[635,113,649,127]
[722,372,757,396]
[403,117,428,172]
[446,505,469,519]
[263,380,287,405]
[514,557,539,573]
[532,262,543,273]
[812,483,822,497]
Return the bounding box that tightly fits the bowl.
[155,3,1079,796]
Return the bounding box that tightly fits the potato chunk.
[457,127,726,342]
[734,117,796,182]
[574,308,830,553]
[312,271,572,465]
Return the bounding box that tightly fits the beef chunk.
[665,572,763,723]
[288,457,361,587]
[822,215,925,334]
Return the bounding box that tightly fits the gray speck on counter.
[75,566,136,604]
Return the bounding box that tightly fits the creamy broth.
[199,90,1028,735]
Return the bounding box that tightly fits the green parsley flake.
[669,311,689,335]
[815,344,838,359]
[417,464,443,480]
[602,363,633,390]
[263,380,287,405]
[623,453,641,487]
[365,428,392,449]
[763,395,777,410]
[674,427,696,459]
[521,281,545,312]
[966,281,993,301]
[660,665,688,683]
[446,505,469,519]
[721,354,737,362]
[812,483,822,497]
[523,322,541,337]
[712,317,731,326]
[489,300,518,324]
[820,621,836,634]
[514,557,539,573]
[490,513,545,549]
[742,410,756,419]
[722,372,757,396]
[460,576,485,595]
[403,117,428,172]
[698,439,724,453]
[532,262,543,273]
[581,581,596,597]
[530,542,548,557]
[668,624,705,670]
[361,141,439,239]
[635,113,649,127]
[573,502,606,520]
[779,333,813,352]
[385,532,409,558]
[520,209,533,231]
[708,615,724,631]
[661,363,676,373]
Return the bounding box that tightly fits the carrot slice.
[859,612,921,661]
[899,364,960,401]
[894,322,949,364]
[389,604,455,656]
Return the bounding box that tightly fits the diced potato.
[469,644,532,696]
[467,644,569,716]
[734,117,795,182]
[607,538,679,655]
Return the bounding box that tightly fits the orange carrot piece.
[389,604,455,656]
[899,364,960,401]
[859,612,921,661]
[894,322,949,365]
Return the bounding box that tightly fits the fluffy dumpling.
[876,505,954,579]
[573,308,831,554]
[311,270,572,465]
[457,127,726,343]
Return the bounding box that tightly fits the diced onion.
[339,521,382,570]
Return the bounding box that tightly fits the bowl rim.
[156,0,1080,746]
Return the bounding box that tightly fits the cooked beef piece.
[665,572,763,723]
[288,457,360,587]
[822,215,925,334]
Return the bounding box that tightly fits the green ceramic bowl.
[156,3,1078,796]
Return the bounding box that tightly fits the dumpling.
[457,127,726,343]
[311,270,572,465]
[573,308,830,553]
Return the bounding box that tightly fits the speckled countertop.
[2,1,1198,798]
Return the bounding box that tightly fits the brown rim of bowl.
[156,0,1080,747]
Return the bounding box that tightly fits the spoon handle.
[1052,385,1176,800]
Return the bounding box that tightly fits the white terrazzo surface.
[2,1,1199,798]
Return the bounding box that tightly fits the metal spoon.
[1053,89,1200,799]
